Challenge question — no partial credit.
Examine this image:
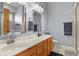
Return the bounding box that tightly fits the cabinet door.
[37,42,44,56]
[16,46,36,56]
[43,40,48,56]
[3,8,10,33]
[48,37,53,55]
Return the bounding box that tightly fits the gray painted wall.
[47,2,75,47]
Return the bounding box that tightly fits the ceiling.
[9,2,21,9]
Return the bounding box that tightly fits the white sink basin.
[1,40,34,51]
[16,36,37,44]
[1,43,20,51]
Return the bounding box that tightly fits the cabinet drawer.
[37,42,44,56]
[16,46,36,56]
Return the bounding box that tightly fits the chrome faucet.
[7,33,15,44]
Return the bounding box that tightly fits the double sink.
[0,35,47,53]
[0,34,52,56]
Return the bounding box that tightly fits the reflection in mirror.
[24,13,26,32]
[3,8,10,34]
[28,21,33,31]
[0,2,3,35]
[3,3,14,35]
[3,2,26,35]
[33,10,41,32]
[10,13,15,33]
[12,3,23,33]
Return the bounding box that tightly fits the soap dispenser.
[37,32,41,37]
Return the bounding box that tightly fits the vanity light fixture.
[6,2,11,4]
[32,3,44,13]
[18,2,26,5]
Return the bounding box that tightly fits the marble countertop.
[0,34,52,56]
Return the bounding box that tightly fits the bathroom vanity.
[0,35,53,56]
[16,36,53,56]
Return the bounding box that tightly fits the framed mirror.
[3,2,26,35]
[33,10,42,32]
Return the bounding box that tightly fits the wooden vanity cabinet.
[16,37,53,56]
